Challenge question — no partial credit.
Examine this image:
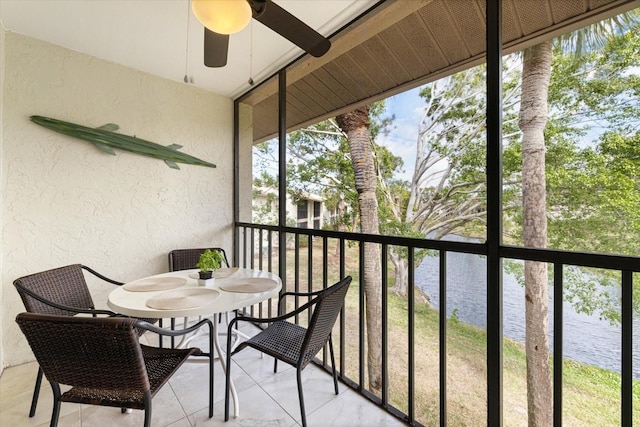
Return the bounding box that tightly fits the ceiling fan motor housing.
[201,0,331,68]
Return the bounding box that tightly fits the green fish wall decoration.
[30,115,216,170]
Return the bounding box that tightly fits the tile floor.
[1,321,407,427]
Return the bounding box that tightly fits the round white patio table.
[107,267,282,418]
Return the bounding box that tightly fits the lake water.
[415,246,640,380]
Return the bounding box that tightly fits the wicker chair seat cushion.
[141,345,200,393]
[243,320,308,367]
[59,345,198,409]
[60,387,147,410]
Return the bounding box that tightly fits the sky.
[378,86,426,182]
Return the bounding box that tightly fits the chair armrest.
[277,288,324,315]
[14,281,116,316]
[135,318,215,359]
[279,289,324,300]
[81,265,124,286]
[228,294,319,335]
[135,318,214,337]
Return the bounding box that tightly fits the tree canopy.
[252,20,639,312]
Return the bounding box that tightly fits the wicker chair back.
[168,247,230,271]
[14,264,95,317]
[299,276,352,368]
[16,313,149,392]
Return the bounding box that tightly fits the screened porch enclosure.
[233,0,639,426]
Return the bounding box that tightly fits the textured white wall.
[1,32,234,367]
[0,25,6,372]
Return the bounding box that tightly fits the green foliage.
[280,100,402,233]
[449,308,460,324]
[253,170,278,189]
[251,12,640,318]
[195,249,223,272]
[506,260,640,322]
[541,25,640,257]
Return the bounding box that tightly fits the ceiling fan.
[192,0,332,68]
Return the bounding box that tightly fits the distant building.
[253,187,331,230]
[295,193,324,229]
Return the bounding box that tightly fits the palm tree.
[519,39,553,427]
[518,11,638,426]
[336,106,383,391]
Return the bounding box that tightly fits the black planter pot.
[199,270,213,280]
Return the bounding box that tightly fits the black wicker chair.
[224,276,352,427]
[168,247,230,272]
[13,264,157,417]
[16,312,214,427]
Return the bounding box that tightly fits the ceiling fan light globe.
[192,0,252,35]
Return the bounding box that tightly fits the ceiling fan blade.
[204,28,229,68]
[250,0,331,58]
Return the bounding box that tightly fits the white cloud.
[379,87,425,181]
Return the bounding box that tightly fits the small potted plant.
[196,249,224,282]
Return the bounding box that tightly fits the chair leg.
[208,321,214,418]
[296,367,307,427]
[29,367,43,417]
[50,382,61,427]
[328,336,339,395]
[158,319,164,348]
[273,358,278,373]
[224,340,233,421]
[170,318,176,348]
[143,391,152,427]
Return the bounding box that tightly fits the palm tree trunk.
[518,41,552,427]
[336,106,383,391]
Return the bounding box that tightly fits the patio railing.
[234,221,637,427]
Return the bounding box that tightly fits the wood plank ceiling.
[239,0,639,143]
